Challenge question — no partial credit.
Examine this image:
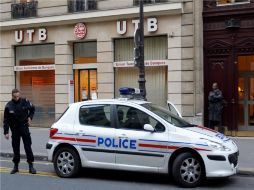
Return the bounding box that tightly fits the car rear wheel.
[172,152,204,188]
[53,147,80,178]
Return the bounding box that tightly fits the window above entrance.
[74,41,97,64]
[238,55,254,72]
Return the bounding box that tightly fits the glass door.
[74,69,97,102]
[238,55,254,130]
[238,75,254,130]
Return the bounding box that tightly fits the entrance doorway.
[74,69,97,102]
[238,55,254,130]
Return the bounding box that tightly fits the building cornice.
[0,3,182,31]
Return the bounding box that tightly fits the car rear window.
[79,104,111,127]
[56,107,69,122]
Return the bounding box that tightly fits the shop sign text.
[15,28,47,43]
[14,64,55,71]
[113,60,167,67]
[117,18,158,35]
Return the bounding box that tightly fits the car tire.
[172,152,204,188]
[53,147,81,178]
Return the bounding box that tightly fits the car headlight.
[201,139,231,151]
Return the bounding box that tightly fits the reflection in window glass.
[238,104,244,126]
[249,78,254,101]
[249,105,254,126]
[238,78,244,101]
[141,103,191,128]
[169,104,178,117]
[217,0,250,5]
[238,55,254,71]
[79,105,111,127]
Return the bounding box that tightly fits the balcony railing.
[11,1,38,19]
[68,0,97,13]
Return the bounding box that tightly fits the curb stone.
[1,152,254,176]
[0,152,48,161]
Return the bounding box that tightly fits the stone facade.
[0,0,203,126]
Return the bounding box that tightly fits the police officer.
[3,89,36,174]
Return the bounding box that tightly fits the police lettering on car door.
[97,137,137,149]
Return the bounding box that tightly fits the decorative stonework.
[204,0,254,12]
[211,61,224,69]
[204,19,254,31]
[236,38,254,54]
[237,47,254,54]
[204,22,225,31]
[236,38,254,47]
[205,40,232,56]
[206,48,231,55]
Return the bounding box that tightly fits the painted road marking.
[0,159,52,165]
[0,167,57,178]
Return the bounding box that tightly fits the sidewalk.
[0,127,49,161]
[1,127,254,176]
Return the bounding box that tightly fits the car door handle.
[78,130,85,136]
[118,134,128,139]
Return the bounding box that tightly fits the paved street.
[1,157,254,190]
[1,127,254,189]
[1,127,254,174]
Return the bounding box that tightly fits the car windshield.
[141,103,194,128]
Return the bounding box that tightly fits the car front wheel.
[53,147,80,178]
[172,152,204,188]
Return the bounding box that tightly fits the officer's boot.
[28,163,36,174]
[10,163,19,174]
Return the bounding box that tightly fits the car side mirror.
[144,124,155,132]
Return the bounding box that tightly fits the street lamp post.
[134,0,146,100]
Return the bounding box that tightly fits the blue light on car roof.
[119,87,135,95]
[119,87,144,100]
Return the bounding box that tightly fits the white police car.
[46,88,239,187]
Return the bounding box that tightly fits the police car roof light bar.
[119,87,144,100]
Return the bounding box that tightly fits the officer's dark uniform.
[3,98,35,165]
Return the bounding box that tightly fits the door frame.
[238,71,254,131]
[75,68,97,101]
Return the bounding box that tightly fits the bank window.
[79,105,111,127]
[74,41,97,64]
[15,44,55,127]
[114,36,167,61]
[217,0,250,5]
[74,42,97,102]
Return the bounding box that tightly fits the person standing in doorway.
[208,83,224,134]
[3,89,36,174]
